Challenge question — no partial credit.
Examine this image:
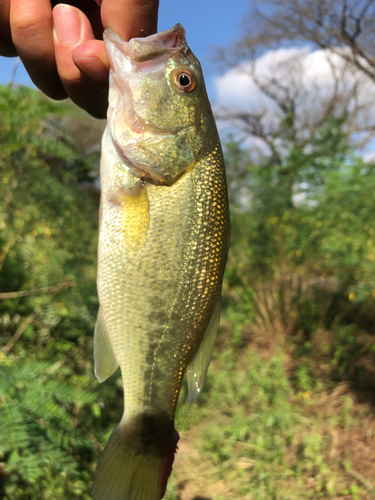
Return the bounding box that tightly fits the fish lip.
[104,24,187,63]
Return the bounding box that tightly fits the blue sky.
[0,0,247,105]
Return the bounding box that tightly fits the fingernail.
[53,5,82,44]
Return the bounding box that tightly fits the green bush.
[0,86,122,498]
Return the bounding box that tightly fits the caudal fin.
[92,423,179,500]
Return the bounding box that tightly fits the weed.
[166,346,375,500]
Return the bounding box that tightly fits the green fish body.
[92,24,230,500]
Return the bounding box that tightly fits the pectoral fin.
[120,183,149,251]
[94,307,119,383]
[186,300,221,404]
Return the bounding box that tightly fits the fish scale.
[99,144,227,419]
[92,24,229,500]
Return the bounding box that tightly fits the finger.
[0,0,16,56]
[10,0,66,99]
[53,4,108,118]
[73,39,109,88]
[100,0,159,41]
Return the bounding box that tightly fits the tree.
[238,0,375,82]
[216,42,375,154]
[215,0,375,215]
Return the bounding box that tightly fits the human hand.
[0,0,159,118]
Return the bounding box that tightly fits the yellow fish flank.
[92,25,230,500]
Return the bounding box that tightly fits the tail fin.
[92,423,179,500]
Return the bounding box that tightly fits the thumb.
[100,0,159,41]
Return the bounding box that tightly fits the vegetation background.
[1,1,375,498]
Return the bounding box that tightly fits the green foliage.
[0,357,95,499]
[177,348,294,459]
[0,86,100,347]
[0,85,122,499]
[167,348,375,499]
[225,117,353,280]
[223,117,375,379]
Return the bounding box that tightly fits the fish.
[92,24,230,500]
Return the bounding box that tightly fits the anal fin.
[94,307,119,383]
[186,300,221,404]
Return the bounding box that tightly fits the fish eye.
[174,70,196,92]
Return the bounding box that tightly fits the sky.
[0,0,247,105]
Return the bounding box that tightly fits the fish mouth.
[104,24,187,63]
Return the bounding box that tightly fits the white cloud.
[214,45,375,154]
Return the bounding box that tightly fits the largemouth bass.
[92,24,230,500]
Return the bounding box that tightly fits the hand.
[0,1,159,118]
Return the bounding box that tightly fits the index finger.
[10,0,66,99]
[99,0,159,41]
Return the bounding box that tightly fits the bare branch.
[1,280,74,354]
[2,302,46,355]
[0,281,73,299]
[0,222,25,273]
[234,0,375,81]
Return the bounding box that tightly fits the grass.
[165,336,375,500]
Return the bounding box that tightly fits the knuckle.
[11,13,51,44]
